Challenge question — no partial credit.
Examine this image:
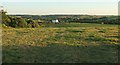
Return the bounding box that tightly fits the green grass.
[2,23,119,63]
[46,23,118,28]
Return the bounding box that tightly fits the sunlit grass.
[2,23,119,63]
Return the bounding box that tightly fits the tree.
[1,10,11,26]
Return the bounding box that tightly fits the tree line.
[1,10,40,28]
[17,15,119,25]
[1,10,119,28]
[58,17,119,24]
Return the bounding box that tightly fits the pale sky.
[1,0,119,2]
[1,0,119,15]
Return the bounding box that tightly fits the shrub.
[26,19,39,28]
[17,18,27,28]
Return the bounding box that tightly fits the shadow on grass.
[2,43,118,63]
[66,30,85,33]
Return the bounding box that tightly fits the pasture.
[2,23,119,63]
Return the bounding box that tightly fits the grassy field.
[2,23,119,63]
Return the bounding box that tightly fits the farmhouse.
[52,19,59,23]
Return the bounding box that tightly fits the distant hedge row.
[58,17,119,24]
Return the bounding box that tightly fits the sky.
[1,0,119,15]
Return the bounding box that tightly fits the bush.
[27,24,32,28]
[9,17,27,28]
[26,19,39,28]
[17,18,27,28]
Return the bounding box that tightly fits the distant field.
[2,23,119,63]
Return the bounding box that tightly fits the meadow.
[2,23,119,63]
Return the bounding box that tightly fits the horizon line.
[7,13,118,16]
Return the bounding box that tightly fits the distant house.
[52,19,59,23]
